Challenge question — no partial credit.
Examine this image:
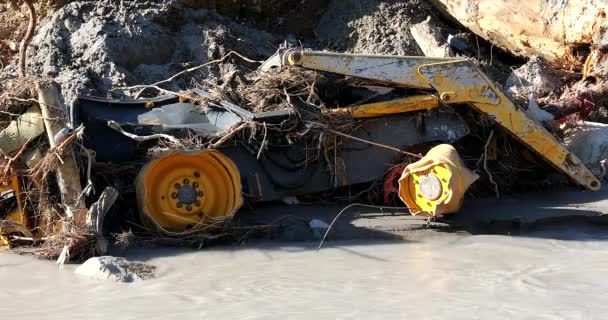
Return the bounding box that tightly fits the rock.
[564,122,608,176]
[505,56,564,98]
[430,0,607,70]
[309,218,330,240]
[526,94,554,123]
[75,256,156,283]
[410,16,454,58]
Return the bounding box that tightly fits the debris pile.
[0,0,607,262]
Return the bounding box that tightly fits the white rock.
[410,16,455,58]
[75,256,155,283]
[527,94,554,123]
[564,121,608,176]
[309,219,330,240]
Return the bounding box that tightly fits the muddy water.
[2,234,608,320]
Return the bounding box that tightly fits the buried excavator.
[1,50,602,240]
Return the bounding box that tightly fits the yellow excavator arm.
[263,49,601,192]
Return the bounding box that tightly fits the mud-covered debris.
[506,56,573,99]
[315,0,446,55]
[410,16,454,58]
[22,0,277,104]
[75,256,156,282]
[565,122,608,176]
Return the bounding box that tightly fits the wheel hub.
[419,173,442,200]
[136,150,243,232]
[177,185,198,205]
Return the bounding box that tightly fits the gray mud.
[1,0,459,104]
[21,0,277,104]
[315,0,449,55]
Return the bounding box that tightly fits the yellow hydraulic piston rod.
[330,95,440,118]
[276,49,601,191]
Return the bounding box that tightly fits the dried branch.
[107,120,184,147]
[18,0,37,78]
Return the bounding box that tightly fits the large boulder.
[565,122,608,176]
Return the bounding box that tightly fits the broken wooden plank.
[36,81,87,227]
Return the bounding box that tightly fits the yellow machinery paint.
[283,50,601,192]
[398,144,479,216]
[0,174,63,246]
[136,150,242,233]
[132,49,602,231]
[0,175,31,246]
[330,95,439,118]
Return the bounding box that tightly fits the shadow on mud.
[109,187,608,261]
[443,187,608,241]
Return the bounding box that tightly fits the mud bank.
[18,0,277,104]
[2,0,465,104]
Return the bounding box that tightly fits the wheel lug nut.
[193,182,199,188]
[186,205,192,211]
[183,178,190,185]
[198,191,204,197]
[194,171,200,178]
[195,200,201,207]
[174,183,180,189]
[176,202,183,208]
[171,192,178,199]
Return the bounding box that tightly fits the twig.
[256,122,268,159]
[307,121,422,158]
[107,120,183,147]
[316,203,411,252]
[114,51,261,98]
[75,142,94,207]
[2,137,33,176]
[482,130,500,198]
[208,122,248,148]
[18,0,36,78]
[475,35,481,62]
[333,135,338,188]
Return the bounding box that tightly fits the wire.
[316,203,414,252]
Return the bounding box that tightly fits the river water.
[1,233,607,319]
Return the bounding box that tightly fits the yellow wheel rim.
[398,144,479,217]
[403,164,453,213]
[136,150,242,233]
